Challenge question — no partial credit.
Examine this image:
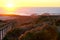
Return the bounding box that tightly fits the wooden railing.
[0,21,16,40]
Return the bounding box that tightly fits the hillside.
[0,14,60,40]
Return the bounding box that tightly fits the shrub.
[19,25,58,40]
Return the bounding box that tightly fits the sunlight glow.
[4,3,15,11]
[6,3,14,8]
[3,12,15,15]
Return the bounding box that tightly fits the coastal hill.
[0,13,60,40]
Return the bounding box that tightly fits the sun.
[3,2,16,15]
[4,2,16,12]
[6,3,14,8]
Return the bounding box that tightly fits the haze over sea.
[15,7,60,15]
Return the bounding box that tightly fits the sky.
[0,0,60,7]
[0,0,60,15]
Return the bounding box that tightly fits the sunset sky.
[0,0,60,15]
[0,0,60,7]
